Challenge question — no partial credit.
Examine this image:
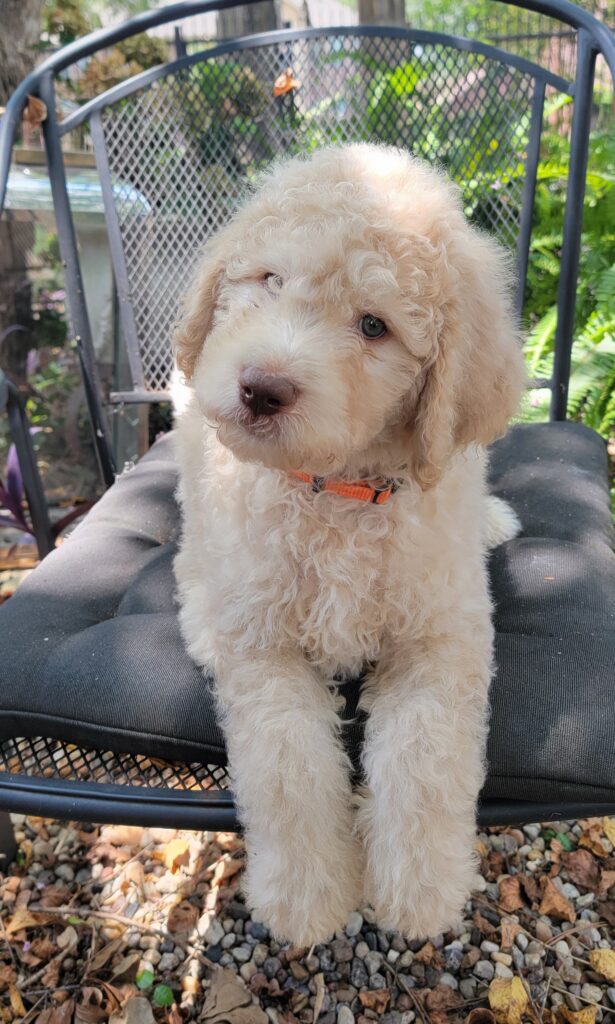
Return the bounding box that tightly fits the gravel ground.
[1,816,615,1023]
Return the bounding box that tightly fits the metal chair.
[0,0,613,860]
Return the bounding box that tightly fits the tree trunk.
[0,0,44,382]
[358,0,405,24]
[217,2,278,39]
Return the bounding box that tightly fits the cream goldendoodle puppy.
[173,144,525,945]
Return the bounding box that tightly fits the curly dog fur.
[172,144,526,944]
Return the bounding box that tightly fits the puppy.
[173,144,525,944]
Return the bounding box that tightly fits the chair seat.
[0,422,613,806]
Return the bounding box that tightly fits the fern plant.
[522,129,615,438]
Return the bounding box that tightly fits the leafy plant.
[523,129,615,437]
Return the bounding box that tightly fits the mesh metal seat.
[0,0,614,854]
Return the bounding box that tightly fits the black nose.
[239,370,297,417]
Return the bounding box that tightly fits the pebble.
[534,920,553,942]
[474,960,495,982]
[332,939,354,963]
[516,933,529,952]
[492,952,512,966]
[232,945,252,963]
[54,863,75,882]
[555,940,571,960]
[495,963,514,979]
[202,918,225,945]
[370,973,387,990]
[351,959,369,988]
[607,988,615,1006]
[221,933,236,949]
[439,973,458,990]
[581,984,603,1004]
[480,940,499,954]
[364,952,383,976]
[345,913,363,938]
[459,979,477,999]
[159,953,180,972]
[337,1007,355,1024]
[355,942,369,959]
[241,962,258,982]
[264,957,282,979]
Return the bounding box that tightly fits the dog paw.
[245,844,361,945]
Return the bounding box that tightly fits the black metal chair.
[0,0,614,862]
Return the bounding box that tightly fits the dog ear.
[173,249,225,381]
[408,225,526,490]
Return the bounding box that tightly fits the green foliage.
[523,129,615,437]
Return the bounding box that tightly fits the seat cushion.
[0,422,613,804]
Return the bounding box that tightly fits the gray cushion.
[0,422,613,804]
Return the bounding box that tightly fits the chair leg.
[0,811,17,868]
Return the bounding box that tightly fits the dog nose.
[239,370,297,417]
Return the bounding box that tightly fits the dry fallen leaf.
[358,989,391,1014]
[75,985,108,1023]
[538,877,576,922]
[588,948,615,983]
[167,900,199,935]
[518,873,541,906]
[488,977,529,1024]
[603,818,615,846]
[465,1011,497,1024]
[498,876,525,912]
[164,838,190,874]
[101,825,145,847]
[424,984,463,1011]
[556,1007,597,1024]
[598,869,615,895]
[579,826,609,859]
[562,849,601,889]
[35,1001,76,1024]
[9,984,26,1017]
[500,920,522,949]
[57,925,79,951]
[86,937,125,976]
[109,996,156,1024]
[5,906,53,934]
[200,967,269,1024]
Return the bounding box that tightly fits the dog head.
[174,145,525,485]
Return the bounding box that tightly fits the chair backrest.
[1,0,613,484]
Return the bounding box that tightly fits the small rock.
[232,946,252,964]
[444,946,463,972]
[346,913,363,938]
[492,952,513,966]
[387,950,400,964]
[364,952,384,976]
[219,953,234,967]
[459,979,477,1000]
[581,984,603,1004]
[480,940,499,955]
[142,948,161,966]
[221,933,236,949]
[264,957,282,979]
[559,963,582,985]
[253,944,269,967]
[398,951,414,969]
[439,973,458,990]
[351,959,369,988]
[250,922,270,941]
[516,933,529,952]
[525,953,543,969]
[202,918,225,945]
[534,921,553,942]
[241,962,258,982]
[369,973,387,990]
[606,988,615,1007]
[495,963,513,979]
[554,940,571,960]
[55,864,75,883]
[355,942,369,960]
[332,939,354,963]
[290,961,309,981]
[159,953,180,972]
[474,960,495,982]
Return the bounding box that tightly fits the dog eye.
[263,273,284,293]
[360,314,387,339]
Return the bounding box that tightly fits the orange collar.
[289,470,401,505]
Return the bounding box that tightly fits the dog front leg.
[215,650,361,944]
[359,631,491,939]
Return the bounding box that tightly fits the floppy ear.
[172,249,225,381]
[409,224,526,489]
